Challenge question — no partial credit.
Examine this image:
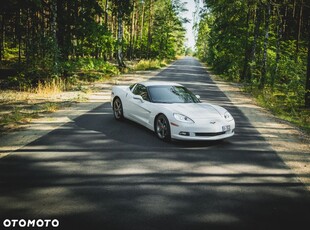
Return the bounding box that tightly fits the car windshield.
[148,85,200,103]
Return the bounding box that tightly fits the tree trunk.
[128,0,136,60]
[240,4,251,82]
[305,20,310,108]
[51,0,58,74]
[104,0,108,25]
[17,9,22,69]
[147,0,153,59]
[0,13,4,62]
[272,5,282,89]
[248,4,262,83]
[133,8,138,58]
[140,1,145,57]
[282,5,288,40]
[56,0,66,60]
[73,0,79,58]
[260,1,271,89]
[117,3,126,68]
[26,9,30,66]
[295,0,303,62]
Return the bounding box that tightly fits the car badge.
[210,121,216,124]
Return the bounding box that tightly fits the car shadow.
[74,102,230,149]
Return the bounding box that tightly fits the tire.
[155,114,171,142]
[113,97,124,120]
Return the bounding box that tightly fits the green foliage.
[3,47,19,61]
[251,87,310,133]
[133,59,168,71]
[185,47,194,56]
[0,0,185,87]
[7,73,33,90]
[197,0,310,131]
[60,58,119,83]
[64,58,119,75]
[150,0,186,59]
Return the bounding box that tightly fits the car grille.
[195,131,226,137]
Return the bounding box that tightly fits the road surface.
[0,57,309,230]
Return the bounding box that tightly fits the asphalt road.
[0,57,309,230]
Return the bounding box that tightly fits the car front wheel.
[113,97,124,120]
[155,114,171,142]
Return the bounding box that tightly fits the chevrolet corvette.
[111,81,235,141]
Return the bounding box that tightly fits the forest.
[196,0,310,130]
[0,0,187,86]
[0,0,309,132]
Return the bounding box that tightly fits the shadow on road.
[0,57,309,230]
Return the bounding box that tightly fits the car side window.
[129,83,136,91]
[132,84,150,101]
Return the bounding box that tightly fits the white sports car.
[111,81,235,141]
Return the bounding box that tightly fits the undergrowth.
[35,78,68,96]
[204,64,310,134]
[244,86,310,134]
[133,59,169,71]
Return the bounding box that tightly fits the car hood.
[162,103,223,119]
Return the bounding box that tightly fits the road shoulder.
[0,70,160,159]
[206,69,310,191]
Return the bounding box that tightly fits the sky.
[181,0,199,49]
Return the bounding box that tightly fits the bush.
[63,58,120,76]
[134,59,169,71]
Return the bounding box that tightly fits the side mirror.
[196,95,201,99]
[133,95,144,102]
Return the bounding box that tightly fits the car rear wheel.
[155,114,171,142]
[113,98,124,120]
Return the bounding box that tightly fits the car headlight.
[173,113,194,123]
[224,111,233,121]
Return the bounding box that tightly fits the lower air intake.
[195,131,226,137]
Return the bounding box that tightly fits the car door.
[126,84,152,126]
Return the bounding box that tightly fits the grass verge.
[249,87,310,134]
[0,101,72,134]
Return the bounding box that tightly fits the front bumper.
[170,119,235,141]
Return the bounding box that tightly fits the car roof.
[140,81,183,87]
